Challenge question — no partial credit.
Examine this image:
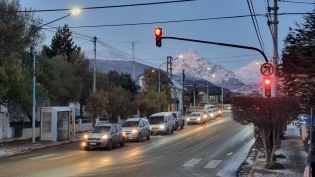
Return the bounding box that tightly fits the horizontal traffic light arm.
[161,36,269,63]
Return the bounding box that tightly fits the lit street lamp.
[158,55,183,93]
[31,9,80,144]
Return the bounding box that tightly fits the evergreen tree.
[43,24,80,63]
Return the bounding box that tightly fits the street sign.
[260,63,274,76]
[298,114,312,126]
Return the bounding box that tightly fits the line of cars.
[81,108,220,151]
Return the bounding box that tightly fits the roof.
[125,118,146,121]
[150,112,172,117]
[171,79,183,90]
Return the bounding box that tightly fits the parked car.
[202,111,211,122]
[82,123,125,150]
[149,112,175,135]
[186,112,206,124]
[171,111,185,130]
[121,118,151,142]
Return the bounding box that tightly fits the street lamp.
[31,9,80,144]
[158,55,183,93]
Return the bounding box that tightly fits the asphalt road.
[0,112,254,177]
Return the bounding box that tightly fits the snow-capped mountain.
[84,49,129,61]
[232,60,264,85]
[172,48,244,90]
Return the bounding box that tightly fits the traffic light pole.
[161,37,269,63]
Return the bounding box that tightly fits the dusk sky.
[20,0,314,70]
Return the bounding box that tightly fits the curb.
[247,151,259,177]
[3,138,82,156]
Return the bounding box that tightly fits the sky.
[19,0,315,70]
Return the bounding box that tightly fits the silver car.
[121,118,151,142]
[82,123,125,150]
[186,112,207,124]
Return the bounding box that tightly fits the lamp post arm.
[162,36,268,63]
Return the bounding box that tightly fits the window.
[210,95,216,101]
[90,126,111,133]
[115,125,122,131]
[122,121,139,127]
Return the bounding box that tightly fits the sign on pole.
[260,63,275,76]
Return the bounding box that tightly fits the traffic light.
[154,28,162,47]
[264,77,271,97]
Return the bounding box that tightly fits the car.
[95,117,110,125]
[186,112,207,124]
[208,109,216,120]
[149,112,175,135]
[171,111,185,130]
[121,118,151,142]
[217,109,222,117]
[82,123,125,150]
[202,111,211,122]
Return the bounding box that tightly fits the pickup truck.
[171,111,185,130]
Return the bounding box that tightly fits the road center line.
[47,154,75,160]
[29,153,58,160]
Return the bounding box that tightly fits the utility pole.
[166,57,169,76]
[167,56,173,79]
[132,42,135,80]
[182,69,185,115]
[268,0,278,97]
[221,85,223,111]
[93,36,97,92]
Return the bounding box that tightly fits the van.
[148,112,175,135]
[95,117,110,125]
[204,104,215,111]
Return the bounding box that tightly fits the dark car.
[82,123,125,150]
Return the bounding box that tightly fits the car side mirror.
[112,131,116,134]
[140,125,144,127]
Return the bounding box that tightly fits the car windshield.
[149,116,164,124]
[172,113,177,118]
[90,126,111,133]
[190,113,201,116]
[121,121,139,127]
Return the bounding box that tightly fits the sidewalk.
[251,125,307,177]
[0,132,85,157]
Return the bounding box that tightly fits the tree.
[231,96,300,167]
[280,10,315,112]
[42,24,80,63]
[37,56,82,106]
[85,89,109,127]
[106,87,131,122]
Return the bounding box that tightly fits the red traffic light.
[264,79,270,85]
[154,28,162,36]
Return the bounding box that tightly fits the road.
[0,112,254,177]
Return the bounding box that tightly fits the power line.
[41,12,315,29]
[246,0,267,55]
[279,0,315,4]
[14,0,196,13]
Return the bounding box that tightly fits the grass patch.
[275,154,286,158]
[265,162,285,170]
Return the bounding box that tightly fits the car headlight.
[84,134,88,139]
[197,118,201,120]
[210,113,214,116]
[203,115,207,118]
[102,135,108,139]
[150,127,152,130]
[160,125,164,129]
[123,132,125,136]
[132,129,138,133]
[187,118,190,121]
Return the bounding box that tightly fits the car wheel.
[171,127,174,134]
[120,138,125,146]
[107,140,113,150]
[84,147,90,151]
[174,123,178,131]
[137,133,141,142]
[181,121,184,129]
[146,132,151,140]
[165,128,169,135]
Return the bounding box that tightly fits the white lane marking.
[29,153,58,160]
[47,154,75,160]
[204,160,222,169]
[183,158,202,167]
[9,153,42,159]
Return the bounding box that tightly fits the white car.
[121,118,151,142]
[186,112,207,124]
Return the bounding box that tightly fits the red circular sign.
[260,63,274,76]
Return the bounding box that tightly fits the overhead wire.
[246,0,267,55]
[14,0,196,13]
